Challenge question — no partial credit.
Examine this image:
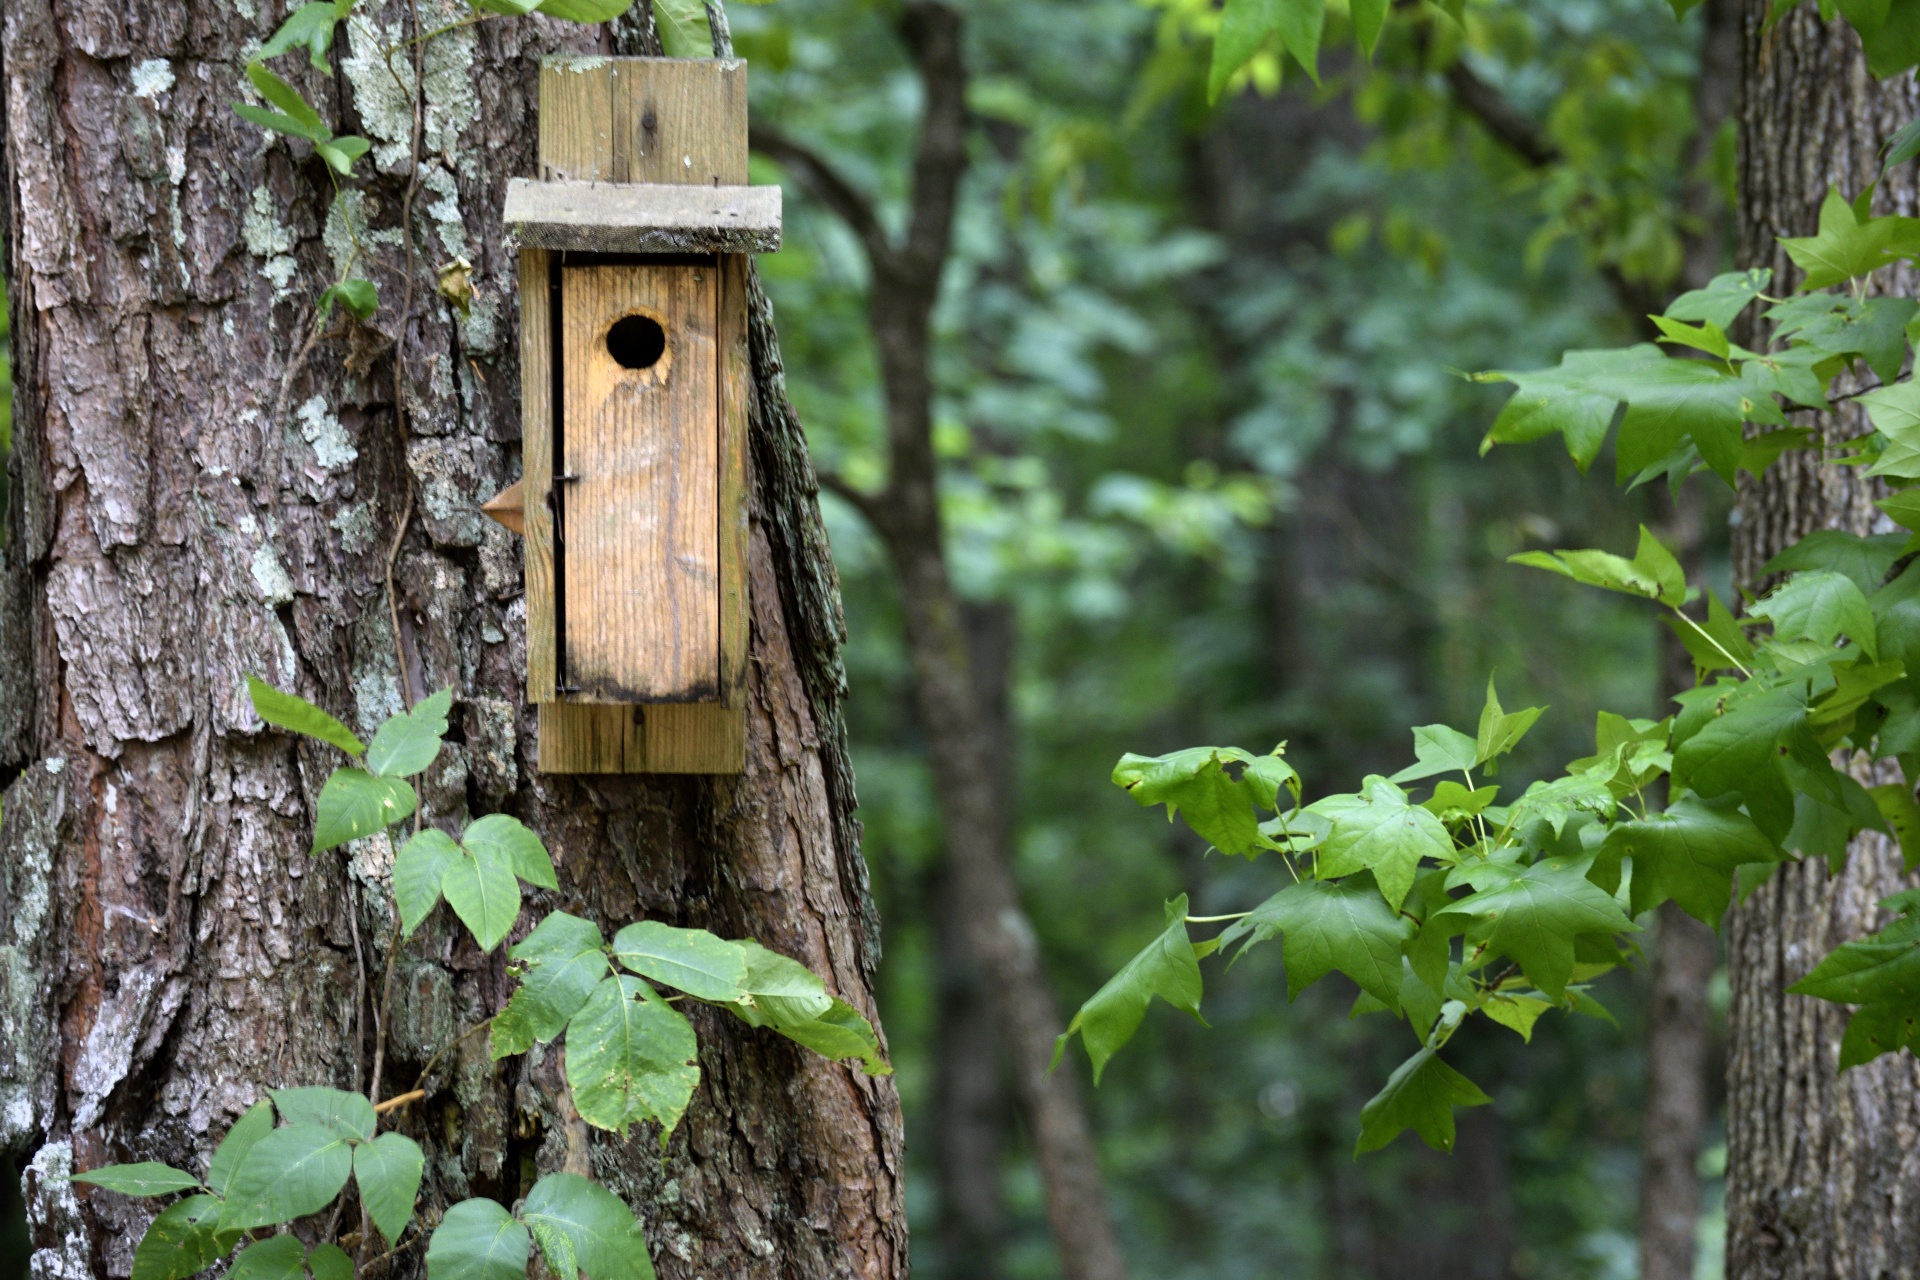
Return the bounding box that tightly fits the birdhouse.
[490,56,780,775]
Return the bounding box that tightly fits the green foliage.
[1354,1047,1492,1156]
[519,1174,657,1280]
[1113,745,1299,857]
[366,688,452,777]
[1052,896,1204,1083]
[565,975,701,1139]
[246,677,365,756]
[69,1164,203,1196]
[426,1200,529,1280]
[1788,893,1920,1067]
[353,1133,425,1244]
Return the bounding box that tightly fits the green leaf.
[130,1195,238,1280]
[1314,778,1453,911]
[308,1244,353,1280]
[721,942,889,1074]
[318,278,378,322]
[611,922,747,1001]
[313,135,369,175]
[268,1088,373,1141]
[1351,0,1389,57]
[240,63,330,142]
[393,829,459,935]
[1220,876,1414,1008]
[1667,588,1754,675]
[1210,0,1277,102]
[565,975,700,1140]
[1762,531,1907,594]
[441,841,522,952]
[1785,296,1915,385]
[312,768,416,854]
[1653,314,1732,361]
[492,911,609,1058]
[1474,679,1544,768]
[69,1162,202,1196]
[1631,526,1689,607]
[464,814,558,890]
[1112,745,1296,857]
[206,1100,275,1197]
[1054,896,1203,1084]
[1272,0,1326,83]
[1750,569,1880,659]
[1604,795,1783,924]
[1509,545,1670,603]
[353,1133,424,1246]
[1388,724,1478,784]
[1481,993,1553,1042]
[1435,857,1635,1000]
[1886,114,1920,175]
[426,1198,529,1280]
[1871,782,1920,869]
[259,2,343,71]
[220,1124,353,1230]
[530,1223,578,1280]
[533,0,634,22]
[1838,1001,1920,1069]
[520,1174,656,1280]
[1664,268,1771,329]
[228,1235,307,1280]
[1671,683,1814,842]
[1354,1047,1491,1155]
[1781,187,1920,289]
[1788,915,1920,1004]
[366,688,452,778]
[246,676,363,755]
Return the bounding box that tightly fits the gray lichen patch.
[250,543,296,607]
[297,396,358,472]
[406,438,488,548]
[24,1141,90,1280]
[0,767,65,1153]
[331,501,378,556]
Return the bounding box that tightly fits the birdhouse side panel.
[519,246,557,701]
[560,263,721,702]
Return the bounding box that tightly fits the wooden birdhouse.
[490,56,780,775]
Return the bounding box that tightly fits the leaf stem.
[372,1088,425,1114]
[1671,607,1752,677]
[1184,912,1252,923]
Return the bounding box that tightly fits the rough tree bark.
[752,8,1131,1280]
[1724,3,1920,1276]
[0,2,908,1278]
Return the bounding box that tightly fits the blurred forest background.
[0,0,1736,1276]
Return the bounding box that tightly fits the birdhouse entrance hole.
[608,314,667,371]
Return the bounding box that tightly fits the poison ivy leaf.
[69,1162,202,1196]
[1481,993,1553,1042]
[1664,268,1771,329]
[1750,569,1880,659]
[393,829,459,936]
[220,1124,352,1231]
[530,1223,578,1280]
[520,1173,656,1280]
[1788,913,1920,1004]
[307,1245,353,1280]
[318,278,377,322]
[236,63,330,143]
[721,942,889,1074]
[268,1087,374,1141]
[1112,745,1297,856]
[311,768,416,854]
[1314,778,1454,911]
[463,814,558,890]
[1354,1047,1491,1155]
[130,1195,238,1280]
[1782,187,1920,289]
[426,1198,529,1280]
[1475,677,1545,769]
[1219,875,1413,1009]
[1762,531,1907,594]
[206,1100,274,1197]
[353,1133,423,1246]
[313,135,369,175]
[246,676,363,755]
[611,921,747,1001]
[492,912,609,1059]
[1054,896,1202,1084]
[228,1235,306,1280]
[565,975,700,1140]
[534,0,635,23]
[366,688,452,778]
[440,839,522,952]
[258,2,346,72]
[1435,856,1636,1000]
[1388,724,1478,784]
[1603,795,1783,924]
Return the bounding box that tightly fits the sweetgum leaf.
[1314,779,1453,911]
[1664,268,1771,329]
[1434,856,1636,1000]
[1603,795,1782,924]
[1750,570,1880,659]
[1354,1047,1491,1155]
[1054,896,1203,1084]
[1220,875,1413,1008]
[1781,187,1920,289]
[1112,746,1296,857]
[1762,531,1907,594]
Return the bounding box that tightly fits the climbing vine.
[1057,0,1920,1155]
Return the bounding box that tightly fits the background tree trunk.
[1725,3,1920,1275]
[0,3,907,1278]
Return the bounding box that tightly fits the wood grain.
[539,57,748,185]
[718,253,750,709]
[520,246,556,701]
[504,180,781,253]
[561,262,720,701]
[537,703,745,773]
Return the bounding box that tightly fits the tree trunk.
[1640,900,1719,1280]
[0,4,907,1278]
[1725,3,1920,1275]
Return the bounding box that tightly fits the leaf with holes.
[492,912,609,1059]
[565,976,700,1140]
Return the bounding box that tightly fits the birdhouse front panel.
[558,261,720,703]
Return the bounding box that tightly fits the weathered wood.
[560,262,720,702]
[504,180,780,254]
[522,246,558,702]
[482,480,526,535]
[539,57,748,184]
[537,701,744,773]
[719,254,750,708]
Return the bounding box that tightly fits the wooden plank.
[504,179,781,254]
[538,703,745,773]
[560,262,721,702]
[540,57,747,186]
[520,247,556,702]
[716,254,750,709]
